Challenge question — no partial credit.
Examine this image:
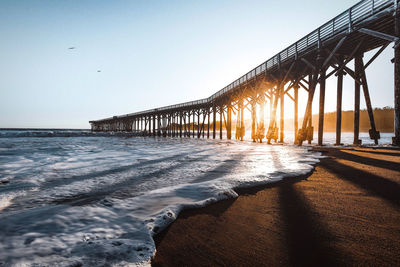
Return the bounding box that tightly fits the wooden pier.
[90,0,400,146]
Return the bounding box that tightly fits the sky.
[0,0,395,129]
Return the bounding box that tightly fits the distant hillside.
[284,107,394,132]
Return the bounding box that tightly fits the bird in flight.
[68,47,76,50]
[97,70,101,72]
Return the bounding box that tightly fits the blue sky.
[0,0,395,128]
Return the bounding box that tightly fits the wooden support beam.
[298,81,309,91]
[153,115,156,137]
[360,59,379,144]
[183,113,187,136]
[318,69,326,146]
[394,3,400,145]
[197,109,200,138]
[227,105,232,140]
[280,62,296,87]
[213,105,216,139]
[322,36,347,69]
[240,100,244,141]
[192,110,195,137]
[286,92,295,102]
[335,39,363,76]
[301,58,316,71]
[267,88,280,144]
[280,84,285,143]
[179,112,182,138]
[188,112,191,137]
[251,100,256,142]
[294,84,299,144]
[343,66,363,85]
[363,43,389,70]
[301,78,309,85]
[354,55,362,145]
[359,28,399,43]
[220,106,223,139]
[298,73,317,145]
[207,109,210,139]
[336,58,344,146]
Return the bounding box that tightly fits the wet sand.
[152,147,400,266]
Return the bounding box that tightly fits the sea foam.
[0,130,323,266]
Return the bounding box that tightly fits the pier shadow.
[331,150,400,172]
[278,182,344,266]
[322,158,400,207]
[353,148,400,157]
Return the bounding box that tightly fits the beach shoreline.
[152,146,400,266]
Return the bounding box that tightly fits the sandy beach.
[153,147,400,266]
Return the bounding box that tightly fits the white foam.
[0,132,322,266]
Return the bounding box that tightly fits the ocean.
[0,129,393,266]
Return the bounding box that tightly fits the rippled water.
[0,129,387,266]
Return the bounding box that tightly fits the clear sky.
[0,0,395,129]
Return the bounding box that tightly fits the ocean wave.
[0,135,320,266]
[0,129,142,138]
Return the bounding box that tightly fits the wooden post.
[192,110,195,137]
[158,114,161,136]
[227,105,232,140]
[267,88,279,144]
[207,109,210,138]
[213,105,216,139]
[280,86,284,143]
[294,84,299,143]
[360,60,379,144]
[197,109,200,138]
[270,90,273,120]
[251,100,256,142]
[168,115,170,136]
[259,97,265,143]
[170,114,173,137]
[240,100,244,141]
[179,112,182,138]
[220,106,223,139]
[187,112,191,137]
[336,63,344,145]
[240,99,246,141]
[298,73,317,145]
[153,115,156,137]
[354,55,362,145]
[148,116,151,135]
[393,2,400,145]
[318,69,326,146]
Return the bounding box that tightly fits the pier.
[90,0,400,146]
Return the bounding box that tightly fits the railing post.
[348,7,352,33]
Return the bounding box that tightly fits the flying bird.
[68,47,76,50]
[97,70,101,72]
